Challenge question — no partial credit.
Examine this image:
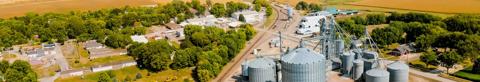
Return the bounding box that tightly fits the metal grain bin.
[281,47,326,82]
[248,57,277,82]
[365,68,390,82]
[363,51,378,59]
[335,40,345,55]
[341,51,355,76]
[387,61,409,82]
[363,59,377,72]
[242,61,248,77]
[353,59,364,80]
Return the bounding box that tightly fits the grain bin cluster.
[240,11,409,82]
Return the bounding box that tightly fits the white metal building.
[296,11,332,35]
[232,10,265,24]
[131,35,149,43]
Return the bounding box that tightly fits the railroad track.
[214,3,283,82]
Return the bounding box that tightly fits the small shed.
[165,22,181,30]
[389,44,414,56]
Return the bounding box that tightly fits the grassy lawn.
[378,43,400,60]
[409,59,438,72]
[63,42,134,69]
[453,67,480,82]
[55,66,194,82]
[70,55,134,69]
[32,64,60,78]
[262,5,278,28]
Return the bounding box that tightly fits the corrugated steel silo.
[248,57,277,82]
[362,51,378,72]
[365,68,390,82]
[363,51,378,59]
[281,47,326,82]
[241,61,248,77]
[363,59,377,72]
[335,40,345,54]
[387,61,409,82]
[341,51,355,76]
[352,59,364,81]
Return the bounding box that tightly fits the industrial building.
[241,11,409,82]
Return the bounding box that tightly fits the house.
[91,65,113,72]
[232,10,265,24]
[179,15,218,27]
[25,49,45,58]
[131,35,149,43]
[84,40,104,50]
[389,44,415,56]
[165,22,182,30]
[60,69,85,78]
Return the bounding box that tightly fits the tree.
[387,12,441,23]
[98,72,112,82]
[210,3,227,17]
[104,33,132,49]
[366,13,387,25]
[438,51,462,73]
[351,16,367,25]
[371,27,403,46]
[295,1,309,10]
[4,60,38,82]
[473,58,480,74]
[443,14,480,34]
[128,40,175,71]
[254,4,262,12]
[308,3,322,12]
[170,47,200,69]
[239,14,246,22]
[338,19,365,37]
[0,60,9,73]
[420,50,439,67]
[265,6,273,16]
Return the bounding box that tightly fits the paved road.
[54,43,69,71]
[40,43,70,82]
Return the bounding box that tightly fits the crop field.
[0,0,241,18]
[347,0,480,14]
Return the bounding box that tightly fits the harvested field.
[0,0,240,18]
[347,0,480,14]
[0,0,157,18]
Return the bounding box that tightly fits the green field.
[454,67,480,82]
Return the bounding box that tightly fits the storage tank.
[335,40,345,55]
[363,59,377,72]
[241,61,248,77]
[352,59,364,81]
[387,61,409,82]
[363,51,378,72]
[341,51,355,75]
[363,51,378,59]
[365,68,390,82]
[352,49,363,59]
[248,57,277,82]
[281,47,326,82]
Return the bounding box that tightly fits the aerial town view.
[0,0,480,82]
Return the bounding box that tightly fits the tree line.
[0,0,256,50]
[127,24,256,82]
[295,1,323,12]
[339,12,480,72]
[0,60,38,82]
